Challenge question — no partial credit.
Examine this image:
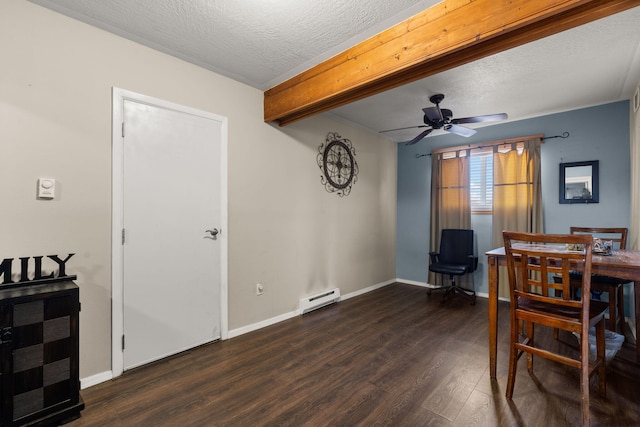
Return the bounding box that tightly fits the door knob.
[205,228,220,240]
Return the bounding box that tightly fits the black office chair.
[427,229,478,305]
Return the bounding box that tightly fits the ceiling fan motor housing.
[424,114,443,128]
[423,108,452,128]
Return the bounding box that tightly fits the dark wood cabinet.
[0,280,83,426]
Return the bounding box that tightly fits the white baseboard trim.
[396,278,428,287]
[396,278,511,302]
[340,279,395,301]
[228,310,299,339]
[228,279,396,339]
[81,370,113,389]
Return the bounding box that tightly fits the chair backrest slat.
[570,227,627,250]
[503,232,593,313]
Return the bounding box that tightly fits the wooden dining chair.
[570,227,628,333]
[502,231,608,427]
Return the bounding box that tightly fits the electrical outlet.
[256,283,264,295]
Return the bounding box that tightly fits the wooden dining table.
[486,247,640,379]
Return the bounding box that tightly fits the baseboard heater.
[300,288,340,314]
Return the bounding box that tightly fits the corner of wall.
[81,371,114,389]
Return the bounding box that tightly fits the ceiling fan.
[380,94,508,145]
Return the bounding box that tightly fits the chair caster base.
[445,287,476,305]
[428,285,476,305]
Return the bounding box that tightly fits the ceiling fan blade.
[451,113,508,124]
[379,125,428,133]
[444,124,477,138]
[422,106,441,122]
[405,128,433,145]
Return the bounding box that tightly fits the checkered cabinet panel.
[12,296,72,421]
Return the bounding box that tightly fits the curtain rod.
[541,132,570,140]
[415,132,569,159]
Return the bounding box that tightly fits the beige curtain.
[491,137,544,296]
[429,150,471,284]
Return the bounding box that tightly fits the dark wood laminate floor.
[69,283,640,426]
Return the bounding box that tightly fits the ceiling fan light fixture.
[380,93,505,145]
[445,124,477,138]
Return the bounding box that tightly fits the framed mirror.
[559,160,599,204]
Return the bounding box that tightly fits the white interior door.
[121,97,223,370]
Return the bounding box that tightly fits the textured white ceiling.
[28,0,439,89]
[28,0,640,144]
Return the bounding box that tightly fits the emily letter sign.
[0,254,75,285]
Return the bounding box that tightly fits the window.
[470,150,493,213]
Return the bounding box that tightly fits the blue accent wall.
[396,101,631,296]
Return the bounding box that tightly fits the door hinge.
[122,335,125,350]
[122,228,126,245]
[121,122,125,138]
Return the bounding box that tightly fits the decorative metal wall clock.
[317,132,358,197]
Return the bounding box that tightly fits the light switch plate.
[38,178,55,199]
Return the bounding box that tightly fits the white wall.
[0,0,397,380]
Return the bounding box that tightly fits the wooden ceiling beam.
[264,0,640,126]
